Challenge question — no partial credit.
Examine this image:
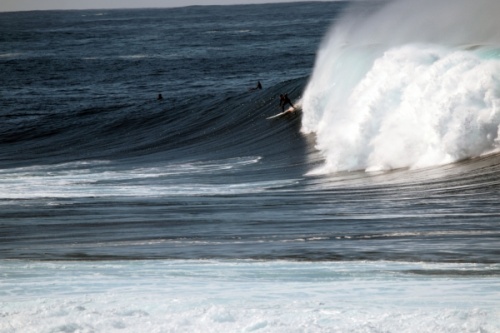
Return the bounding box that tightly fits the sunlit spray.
[302,0,500,173]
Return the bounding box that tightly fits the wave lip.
[302,0,500,173]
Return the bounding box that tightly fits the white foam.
[0,52,23,59]
[302,0,500,173]
[1,260,498,333]
[0,157,297,199]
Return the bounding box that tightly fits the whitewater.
[2,260,499,332]
[302,0,500,173]
[0,1,499,332]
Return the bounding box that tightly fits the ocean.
[1,1,499,332]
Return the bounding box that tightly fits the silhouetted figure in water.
[157,94,163,100]
[279,93,294,111]
[249,81,262,91]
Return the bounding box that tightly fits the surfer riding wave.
[279,93,294,111]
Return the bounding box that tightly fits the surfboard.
[267,108,295,119]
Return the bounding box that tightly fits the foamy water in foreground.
[2,260,499,333]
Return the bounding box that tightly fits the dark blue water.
[0,2,499,265]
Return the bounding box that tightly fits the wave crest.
[302,0,500,173]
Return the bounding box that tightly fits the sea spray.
[302,0,500,173]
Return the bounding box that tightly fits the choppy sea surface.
[1,1,499,332]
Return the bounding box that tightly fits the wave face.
[0,4,326,170]
[302,0,500,173]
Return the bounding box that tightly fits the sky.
[0,0,324,12]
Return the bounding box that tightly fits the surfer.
[249,81,262,91]
[157,93,163,100]
[279,93,294,111]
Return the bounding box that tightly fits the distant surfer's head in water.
[157,94,163,100]
[249,81,262,91]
